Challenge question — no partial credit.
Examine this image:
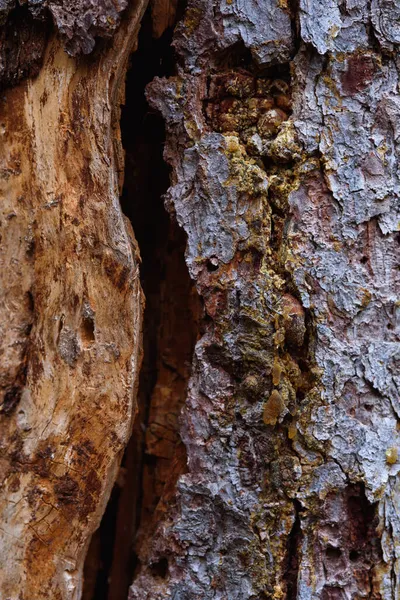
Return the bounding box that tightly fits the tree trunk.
[0,1,399,600]
[0,3,146,599]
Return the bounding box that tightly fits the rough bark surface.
[0,2,146,599]
[129,1,400,599]
[0,0,399,600]
[0,0,129,55]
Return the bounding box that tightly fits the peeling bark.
[0,0,399,599]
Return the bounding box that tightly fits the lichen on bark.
[0,0,399,598]
[129,0,400,599]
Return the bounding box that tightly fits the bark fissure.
[0,0,399,598]
[83,11,200,599]
[285,499,302,600]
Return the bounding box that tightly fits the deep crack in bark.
[82,9,200,599]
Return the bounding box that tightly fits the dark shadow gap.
[82,8,200,600]
[285,499,302,600]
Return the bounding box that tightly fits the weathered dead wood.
[0,2,147,598]
[0,0,399,599]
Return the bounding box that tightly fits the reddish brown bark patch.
[341,54,375,95]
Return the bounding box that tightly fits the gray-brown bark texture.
[0,0,399,599]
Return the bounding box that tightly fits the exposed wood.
[0,0,399,599]
[150,0,178,39]
[0,2,147,598]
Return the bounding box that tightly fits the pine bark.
[0,1,399,600]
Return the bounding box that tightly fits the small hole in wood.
[150,557,168,579]
[81,316,95,345]
[206,258,219,272]
[325,545,342,559]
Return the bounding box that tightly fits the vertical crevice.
[83,7,200,600]
[286,500,302,600]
